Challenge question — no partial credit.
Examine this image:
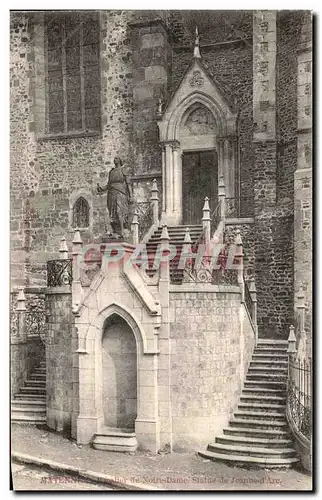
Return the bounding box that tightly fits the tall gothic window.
[45,11,101,135]
[73,197,90,228]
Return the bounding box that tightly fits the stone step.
[150,231,201,239]
[238,403,286,413]
[250,360,288,367]
[11,414,46,424]
[153,225,202,234]
[207,442,297,459]
[24,380,46,387]
[229,418,288,431]
[234,410,286,421]
[254,348,288,355]
[223,427,291,440]
[11,405,46,419]
[256,339,288,344]
[248,365,288,372]
[29,377,46,382]
[215,435,293,449]
[11,399,46,407]
[246,374,287,382]
[252,354,288,361]
[242,387,286,396]
[14,394,46,401]
[19,387,46,395]
[198,449,299,468]
[240,395,286,405]
[244,380,286,390]
[92,427,138,453]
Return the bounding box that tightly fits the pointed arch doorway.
[157,59,237,226]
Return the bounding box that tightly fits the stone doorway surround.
[73,254,162,453]
[158,58,237,226]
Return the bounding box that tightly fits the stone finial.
[202,197,210,213]
[184,227,192,244]
[248,278,257,293]
[16,288,27,312]
[235,229,243,247]
[131,211,139,245]
[297,285,306,309]
[132,211,139,225]
[59,237,69,259]
[287,325,297,354]
[218,175,226,197]
[202,197,211,243]
[158,97,163,115]
[193,26,201,59]
[161,224,169,241]
[72,229,83,246]
[151,178,159,197]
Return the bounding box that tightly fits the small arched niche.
[102,314,137,430]
[73,197,90,228]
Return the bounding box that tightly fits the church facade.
[10,11,312,469]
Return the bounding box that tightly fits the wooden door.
[182,150,218,225]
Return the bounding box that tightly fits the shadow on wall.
[102,314,137,429]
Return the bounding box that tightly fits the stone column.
[157,224,172,450]
[223,138,230,197]
[165,143,173,220]
[171,141,182,222]
[163,140,181,226]
[160,144,166,211]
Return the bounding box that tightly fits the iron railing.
[47,259,72,287]
[10,291,47,339]
[288,357,312,440]
[135,201,153,240]
[210,201,221,235]
[244,279,253,319]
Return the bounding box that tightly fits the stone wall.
[276,11,303,203]
[168,288,249,450]
[250,12,308,339]
[46,287,73,434]
[10,10,137,288]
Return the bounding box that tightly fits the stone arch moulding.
[85,302,152,355]
[157,59,238,225]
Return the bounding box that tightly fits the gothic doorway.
[182,149,218,225]
[102,314,137,430]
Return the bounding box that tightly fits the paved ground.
[11,462,114,491]
[11,424,312,491]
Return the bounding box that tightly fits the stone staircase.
[92,427,138,452]
[11,359,46,425]
[143,225,203,283]
[199,339,299,468]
